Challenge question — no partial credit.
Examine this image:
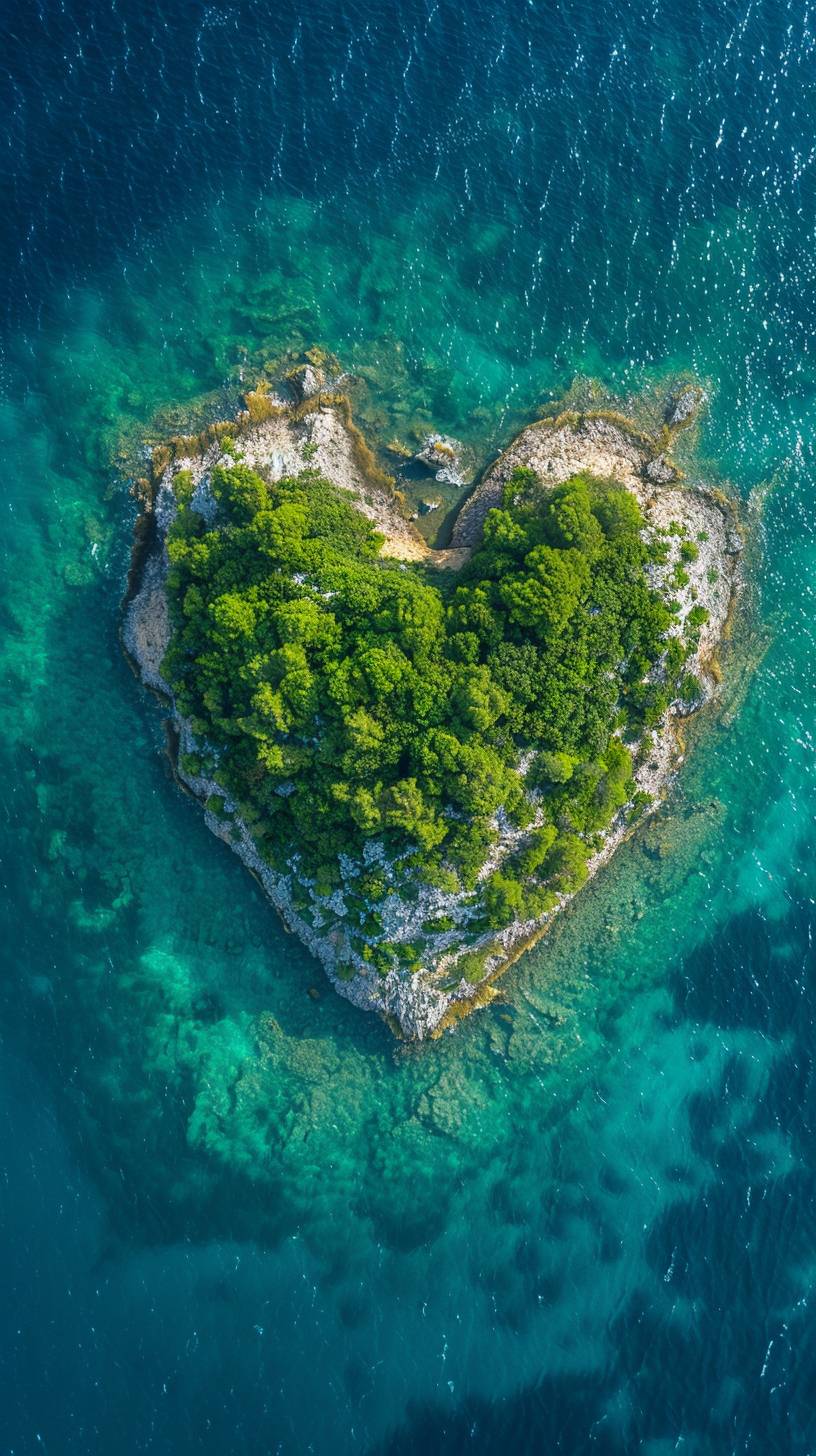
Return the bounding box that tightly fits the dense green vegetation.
[162,456,696,971]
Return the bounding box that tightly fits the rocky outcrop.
[645,454,676,484]
[666,384,705,428]
[287,362,326,401]
[415,434,475,487]
[285,349,346,404]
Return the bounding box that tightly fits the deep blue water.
[2,1,816,1452]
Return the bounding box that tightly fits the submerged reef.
[123,366,744,1039]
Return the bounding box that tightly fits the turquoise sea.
[1,1,815,1450]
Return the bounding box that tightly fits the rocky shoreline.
[123,380,744,1039]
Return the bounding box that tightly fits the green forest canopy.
[161,456,701,962]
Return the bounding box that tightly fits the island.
[123,366,743,1039]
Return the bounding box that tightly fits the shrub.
[545,834,590,892]
[679,672,702,702]
[629,789,652,821]
[514,824,558,876]
[482,872,524,929]
[172,469,195,503]
[536,751,575,785]
[422,914,456,934]
[456,949,491,984]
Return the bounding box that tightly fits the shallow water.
[1,0,816,1451]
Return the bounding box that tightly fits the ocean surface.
[1,1,815,1451]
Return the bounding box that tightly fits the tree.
[384,779,447,852]
[543,477,603,556]
[450,666,509,734]
[545,834,590,892]
[499,545,589,637]
[483,872,524,929]
[536,750,575,784]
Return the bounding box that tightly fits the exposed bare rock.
[122,550,171,694]
[287,362,326,401]
[666,384,705,428]
[416,434,475,487]
[645,454,676,484]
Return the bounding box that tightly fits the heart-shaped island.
[124,371,743,1038]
